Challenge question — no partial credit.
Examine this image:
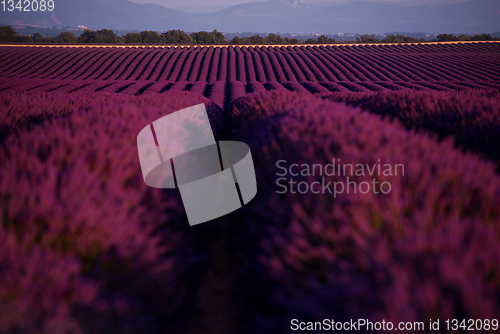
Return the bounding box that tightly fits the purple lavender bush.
[0,91,121,139]
[0,91,223,333]
[207,80,226,108]
[225,91,500,333]
[321,89,500,165]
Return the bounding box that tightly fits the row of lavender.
[224,91,500,333]
[1,89,499,333]
[1,43,498,84]
[2,77,499,109]
[321,90,500,165]
[0,91,225,333]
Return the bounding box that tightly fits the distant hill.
[2,0,499,34]
[1,0,194,31]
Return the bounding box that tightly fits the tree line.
[0,26,304,44]
[356,33,498,43]
[1,26,498,45]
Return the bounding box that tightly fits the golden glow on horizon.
[1,40,499,48]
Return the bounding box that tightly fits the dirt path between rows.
[184,221,239,334]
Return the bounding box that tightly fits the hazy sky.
[128,0,468,10]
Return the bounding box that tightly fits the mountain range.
[2,0,499,34]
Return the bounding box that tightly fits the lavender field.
[1,42,500,333]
